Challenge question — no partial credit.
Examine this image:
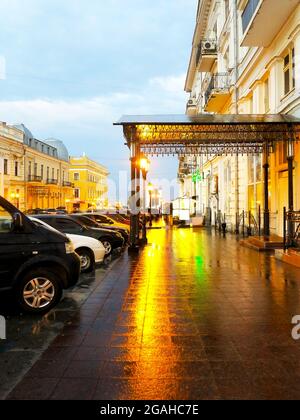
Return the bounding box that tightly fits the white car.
[30,217,106,273]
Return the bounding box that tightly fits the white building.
[183,0,300,235]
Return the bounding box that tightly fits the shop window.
[3,159,8,175]
[278,142,287,165]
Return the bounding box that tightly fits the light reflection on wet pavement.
[5,228,300,400]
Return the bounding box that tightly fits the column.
[263,143,270,236]
[135,142,141,243]
[287,137,295,243]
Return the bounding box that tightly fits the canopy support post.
[287,136,295,245]
[128,131,140,252]
[263,143,270,237]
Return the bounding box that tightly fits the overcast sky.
[0,0,197,191]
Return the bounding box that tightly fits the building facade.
[183,0,300,235]
[0,122,74,212]
[70,155,109,211]
[0,122,26,210]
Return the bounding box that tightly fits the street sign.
[192,169,202,183]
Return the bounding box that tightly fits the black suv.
[70,214,129,244]
[34,215,124,255]
[0,196,81,314]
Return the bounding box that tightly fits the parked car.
[107,213,130,226]
[82,212,130,231]
[70,214,129,244]
[25,208,48,215]
[0,196,81,314]
[30,218,106,273]
[34,215,124,255]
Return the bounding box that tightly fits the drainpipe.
[233,0,240,233]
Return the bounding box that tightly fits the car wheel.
[16,269,63,314]
[101,239,113,255]
[76,248,95,273]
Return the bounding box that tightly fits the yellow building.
[0,122,74,212]
[70,155,109,212]
[0,122,26,210]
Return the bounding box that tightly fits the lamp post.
[148,183,154,227]
[140,156,150,243]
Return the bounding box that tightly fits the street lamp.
[148,182,154,227]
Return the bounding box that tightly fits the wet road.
[5,228,300,400]
[0,258,115,400]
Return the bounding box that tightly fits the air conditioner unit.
[203,40,217,52]
[187,98,197,107]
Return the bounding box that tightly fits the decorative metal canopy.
[114,114,300,156]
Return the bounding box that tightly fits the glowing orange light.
[140,157,150,172]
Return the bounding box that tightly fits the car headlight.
[65,241,74,254]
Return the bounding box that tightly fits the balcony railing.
[205,73,231,106]
[28,175,42,183]
[63,181,74,187]
[46,179,58,185]
[242,0,260,33]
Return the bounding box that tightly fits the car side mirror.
[13,212,24,232]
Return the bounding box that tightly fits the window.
[34,163,37,177]
[47,167,50,179]
[3,159,8,175]
[74,188,80,199]
[283,48,295,96]
[255,155,262,182]
[15,162,19,177]
[55,218,82,234]
[278,143,287,165]
[0,205,13,233]
[248,155,262,184]
[52,168,55,179]
[248,157,254,184]
[28,162,32,176]
[41,165,44,180]
[74,173,80,181]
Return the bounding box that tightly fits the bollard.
[247,210,252,236]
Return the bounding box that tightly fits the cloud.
[0,74,188,138]
[150,74,186,94]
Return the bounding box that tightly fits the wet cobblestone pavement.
[6,228,300,400]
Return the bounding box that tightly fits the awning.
[114,114,300,156]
